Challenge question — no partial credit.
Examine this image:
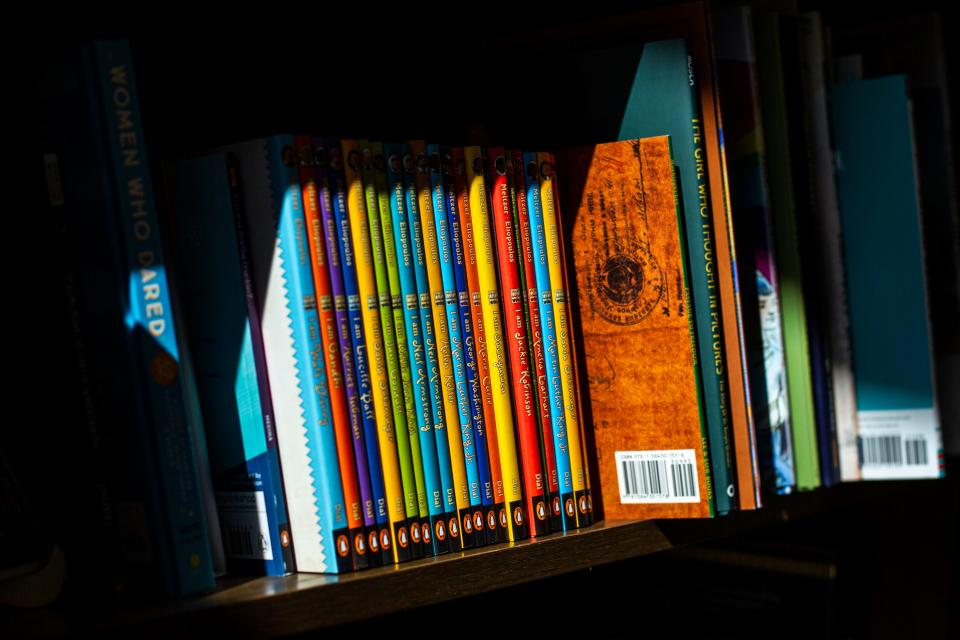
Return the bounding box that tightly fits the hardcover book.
[557,137,711,520]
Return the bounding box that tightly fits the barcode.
[615,450,700,504]
[225,523,262,558]
[860,435,928,467]
[217,491,274,560]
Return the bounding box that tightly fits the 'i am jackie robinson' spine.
[428,144,483,549]
[384,142,446,556]
[509,150,561,532]
[488,147,546,537]
[465,145,528,542]
[324,139,393,564]
[295,136,368,570]
[537,152,590,527]
[341,138,411,563]
[451,147,496,544]
[361,140,423,558]
[524,152,575,531]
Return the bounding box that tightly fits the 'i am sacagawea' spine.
[341,138,409,564]
[488,147,544,538]
[429,144,482,549]
[384,143,445,556]
[312,139,381,566]
[90,39,215,595]
[227,136,350,573]
[537,151,588,528]
[404,141,455,554]
[465,145,528,542]
[361,140,422,558]
[508,149,559,532]
[523,152,575,531]
[372,141,426,559]
[545,152,594,525]
[296,136,368,570]
[451,147,495,545]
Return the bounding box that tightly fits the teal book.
[829,75,944,479]
[569,37,735,512]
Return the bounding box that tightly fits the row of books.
[24,0,956,603]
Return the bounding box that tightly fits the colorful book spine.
[321,139,391,565]
[296,136,368,570]
[92,40,215,593]
[227,136,350,573]
[361,141,422,558]
[522,152,574,530]
[451,147,495,544]
[342,139,410,563]
[511,150,562,532]
[488,147,547,537]
[372,141,427,559]
[429,144,483,549]
[172,153,294,577]
[465,145,528,542]
[405,142,456,554]
[384,143,446,556]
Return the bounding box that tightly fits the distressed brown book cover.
[557,136,712,520]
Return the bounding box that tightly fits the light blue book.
[830,75,943,479]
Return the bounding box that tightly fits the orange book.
[556,136,712,520]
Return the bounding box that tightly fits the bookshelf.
[11,2,959,638]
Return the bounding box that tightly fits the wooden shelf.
[7,478,945,638]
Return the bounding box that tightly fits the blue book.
[384,143,446,556]
[830,75,944,479]
[225,136,351,572]
[429,145,483,547]
[41,39,215,598]
[170,154,294,576]
[523,152,576,532]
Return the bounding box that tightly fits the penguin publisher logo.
[398,527,409,549]
[354,533,366,556]
[579,496,588,515]
[336,534,350,558]
[499,508,508,528]
[487,510,497,530]
[464,514,474,535]
[435,520,446,542]
[280,530,291,548]
[552,497,562,517]
[411,523,422,544]
[421,522,432,545]
[449,518,459,539]
[565,498,575,518]
[474,511,484,531]
[513,506,524,527]
[369,531,380,554]
[380,529,391,551]
[536,501,547,521]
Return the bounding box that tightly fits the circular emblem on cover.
[337,534,350,557]
[397,527,409,548]
[369,531,379,553]
[579,496,588,514]
[410,523,421,543]
[449,518,459,538]
[354,533,366,555]
[552,496,562,517]
[592,241,663,326]
[513,507,524,527]
[565,498,575,518]
[421,522,432,544]
[487,510,497,530]
[280,530,291,548]
[380,529,391,550]
[474,511,484,531]
[150,352,178,386]
[498,508,507,528]
[435,520,446,542]
[536,501,547,521]
[464,514,473,534]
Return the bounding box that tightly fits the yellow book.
[410,140,470,549]
[342,139,407,561]
[464,146,527,541]
[538,151,588,528]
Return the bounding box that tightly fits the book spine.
[312,139,381,566]
[362,141,421,558]
[295,136,368,570]
[547,153,595,525]
[537,152,589,528]
[405,142,455,555]
[451,147,495,544]
[488,147,543,538]
[342,138,409,564]
[511,150,561,532]
[522,152,574,531]
[384,143,446,556]
[465,145,527,542]
[430,144,482,549]
[326,139,394,564]
[92,41,215,593]
[374,142,426,559]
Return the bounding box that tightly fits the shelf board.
[8,478,942,637]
